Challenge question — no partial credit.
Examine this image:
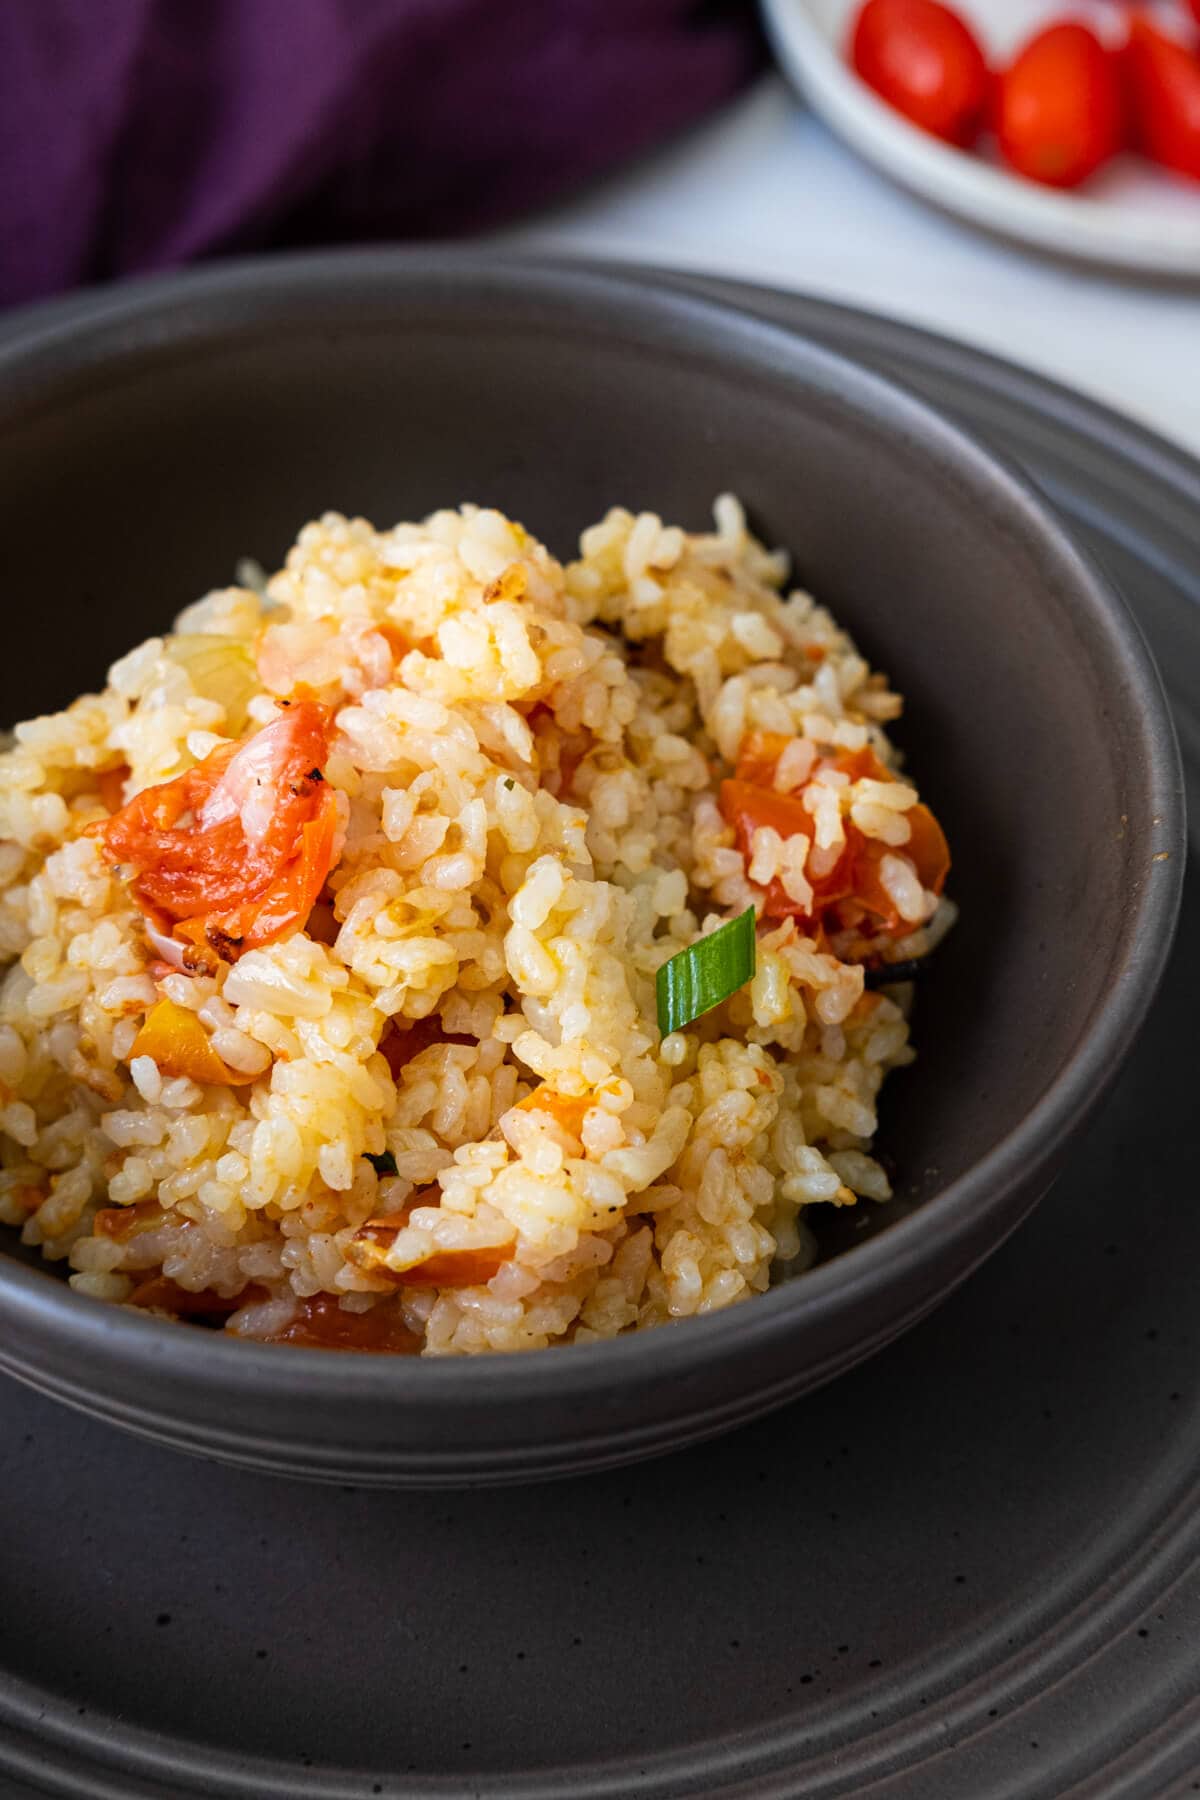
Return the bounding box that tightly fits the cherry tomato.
[1124,16,1200,183]
[849,0,990,147]
[996,22,1125,188]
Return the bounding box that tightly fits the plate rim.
[761,0,1200,278]
[2,257,1200,1800]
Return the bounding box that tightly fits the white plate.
[761,0,1200,274]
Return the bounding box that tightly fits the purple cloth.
[0,1,764,307]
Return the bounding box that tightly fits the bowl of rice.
[0,253,1182,1485]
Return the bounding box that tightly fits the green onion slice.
[656,907,756,1036]
[365,1150,398,1177]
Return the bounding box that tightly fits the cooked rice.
[0,498,954,1354]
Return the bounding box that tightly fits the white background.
[498,77,1200,458]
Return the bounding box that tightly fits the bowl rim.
[0,247,1185,1413]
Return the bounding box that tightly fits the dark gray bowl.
[0,252,1183,1486]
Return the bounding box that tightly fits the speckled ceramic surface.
[0,266,1196,1796]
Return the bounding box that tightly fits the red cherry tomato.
[996,23,1125,188]
[849,0,990,147]
[1124,16,1200,183]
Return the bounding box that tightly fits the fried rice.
[0,498,954,1354]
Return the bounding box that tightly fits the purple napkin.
[0,0,764,307]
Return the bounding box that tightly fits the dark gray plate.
[0,267,1197,1797]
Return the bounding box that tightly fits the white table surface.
[497,76,1200,460]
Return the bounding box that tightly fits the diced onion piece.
[166,635,259,735]
[143,920,190,971]
[656,907,757,1036]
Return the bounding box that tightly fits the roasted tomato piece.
[733,731,795,787]
[380,1017,474,1079]
[97,700,339,961]
[348,1208,515,1290]
[849,805,950,932]
[830,744,895,784]
[93,1200,164,1240]
[128,1275,263,1317]
[720,758,949,935]
[95,763,130,813]
[254,1293,422,1353]
[1123,17,1200,183]
[719,778,852,922]
[382,1246,513,1289]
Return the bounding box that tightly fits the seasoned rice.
[0,498,954,1354]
